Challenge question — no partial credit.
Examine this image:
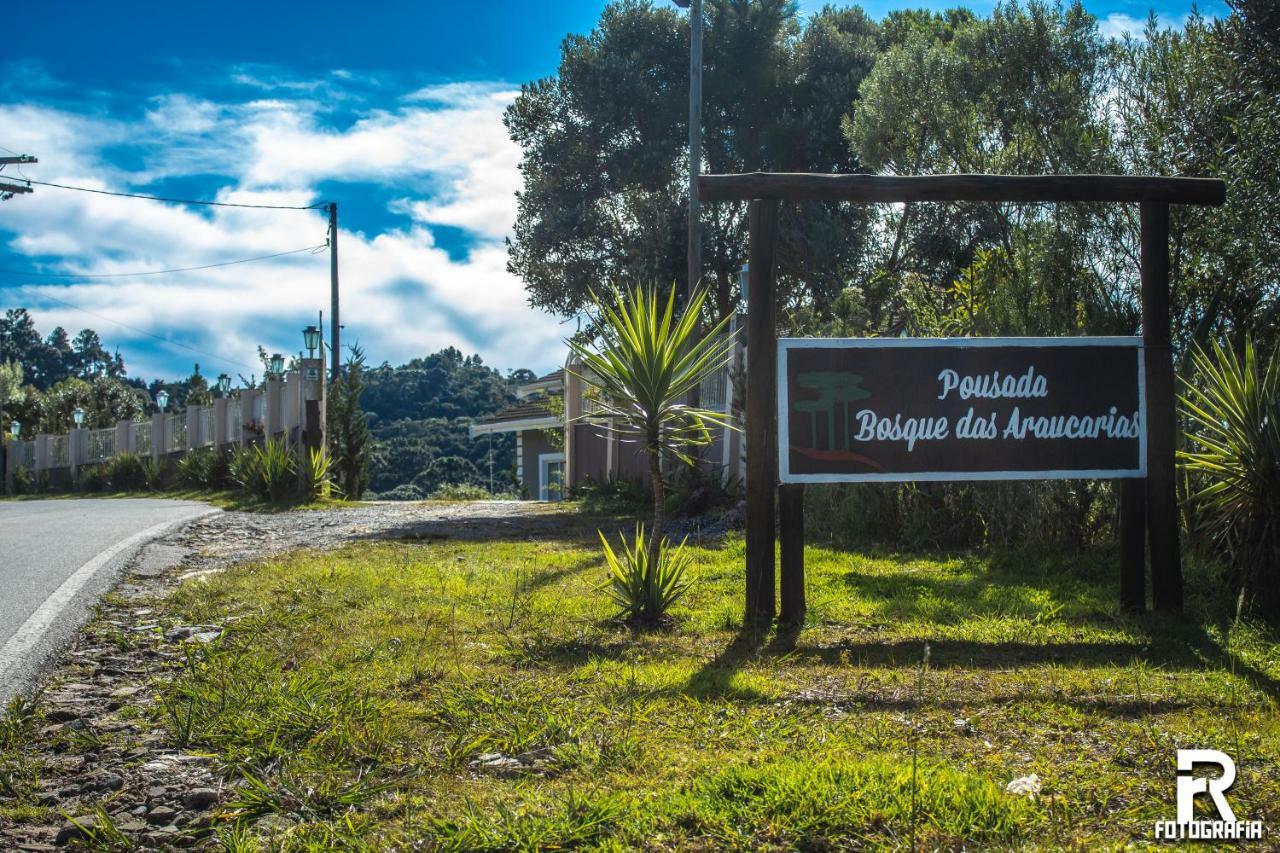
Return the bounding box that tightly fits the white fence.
[85,427,116,463]
[5,368,322,492]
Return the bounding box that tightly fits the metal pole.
[687,0,703,304]
[329,203,341,383]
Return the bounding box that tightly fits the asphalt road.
[0,498,216,705]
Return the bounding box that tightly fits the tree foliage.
[327,344,372,500]
[506,0,881,322]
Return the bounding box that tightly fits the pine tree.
[328,344,371,499]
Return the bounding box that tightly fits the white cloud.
[1097,12,1189,42]
[0,79,563,380]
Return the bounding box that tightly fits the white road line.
[0,509,219,682]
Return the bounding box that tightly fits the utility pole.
[328,202,340,383]
[675,0,703,305]
[0,155,37,200]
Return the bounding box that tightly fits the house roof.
[516,368,564,398]
[469,397,561,437]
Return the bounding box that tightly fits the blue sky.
[0,0,1225,381]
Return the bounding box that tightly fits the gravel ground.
[0,500,583,851]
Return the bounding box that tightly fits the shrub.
[378,484,424,502]
[80,465,109,493]
[142,456,168,491]
[665,462,738,518]
[300,447,336,502]
[11,465,31,495]
[177,447,230,490]
[256,439,297,502]
[1180,336,1280,602]
[600,524,693,622]
[573,476,649,514]
[230,445,260,494]
[430,482,492,501]
[105,453,147,491]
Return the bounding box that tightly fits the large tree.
[841,1,1116,338]
[506,0,881,324]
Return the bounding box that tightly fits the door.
[538,452,565,501]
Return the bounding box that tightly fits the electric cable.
[0,243,328,279]
[9,177,328,210]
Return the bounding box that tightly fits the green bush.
[1180,336,1280,603]
[600,524,692,622]
[177,447,230,490]
[142,456,169,492]
[11,465,31,495]
[429,482,492,501]
[230,445,259,494]
[232,438,297,502]
[377,484,424,501]
[300,447,336,502]
[80,465,109,493]
[572,475,649,514]
[802,480,1108,552]
[665,462,738,518]
[105,453,147,491]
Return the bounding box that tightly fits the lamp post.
[303,326,320,359]
[3,420,16,494]
[269,353,285,378]
[217,374,231,397]
[72,407,85,428]
[156,389,169,413]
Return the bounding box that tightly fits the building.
[469,335,744,501]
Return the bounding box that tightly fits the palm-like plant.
[568,285,737,586]
[1179,336,1280,593]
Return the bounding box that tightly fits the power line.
[0,242,328,279]
[18,287,261,372]
[11,177,328,210]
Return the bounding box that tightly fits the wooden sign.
[778,337,1145,482]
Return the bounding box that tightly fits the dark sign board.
[778,338,1146,482]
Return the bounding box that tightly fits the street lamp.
[269,353,285,377]
[156,389,169,412]
[217,374,231,396]
[303,326,320,358]
[72,407,85,428]
[9,420,19,439]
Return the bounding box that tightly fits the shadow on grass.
[359,509,612,545]
[517,554,600,595]
[683,621,802,701]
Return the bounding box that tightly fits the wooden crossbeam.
[700,172,1225,206]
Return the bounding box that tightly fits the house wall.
[520,429,559,498]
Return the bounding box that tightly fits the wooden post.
[1119,478,1146,611]
[779,482,805,623]
[1140,202,1183,612]
[744,198,780,623]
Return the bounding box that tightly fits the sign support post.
[1141,201,1183,612]
[703,172,1222,622]
[1119,479,1147,611]
[745,198,779,624]
[779,482,805,623]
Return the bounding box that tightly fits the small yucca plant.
[255,437,297,503]
[301,447,338,501]
[600,524,693,622]
[1179,336,1279,598]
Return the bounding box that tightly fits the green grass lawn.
[28,520,1280,849]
